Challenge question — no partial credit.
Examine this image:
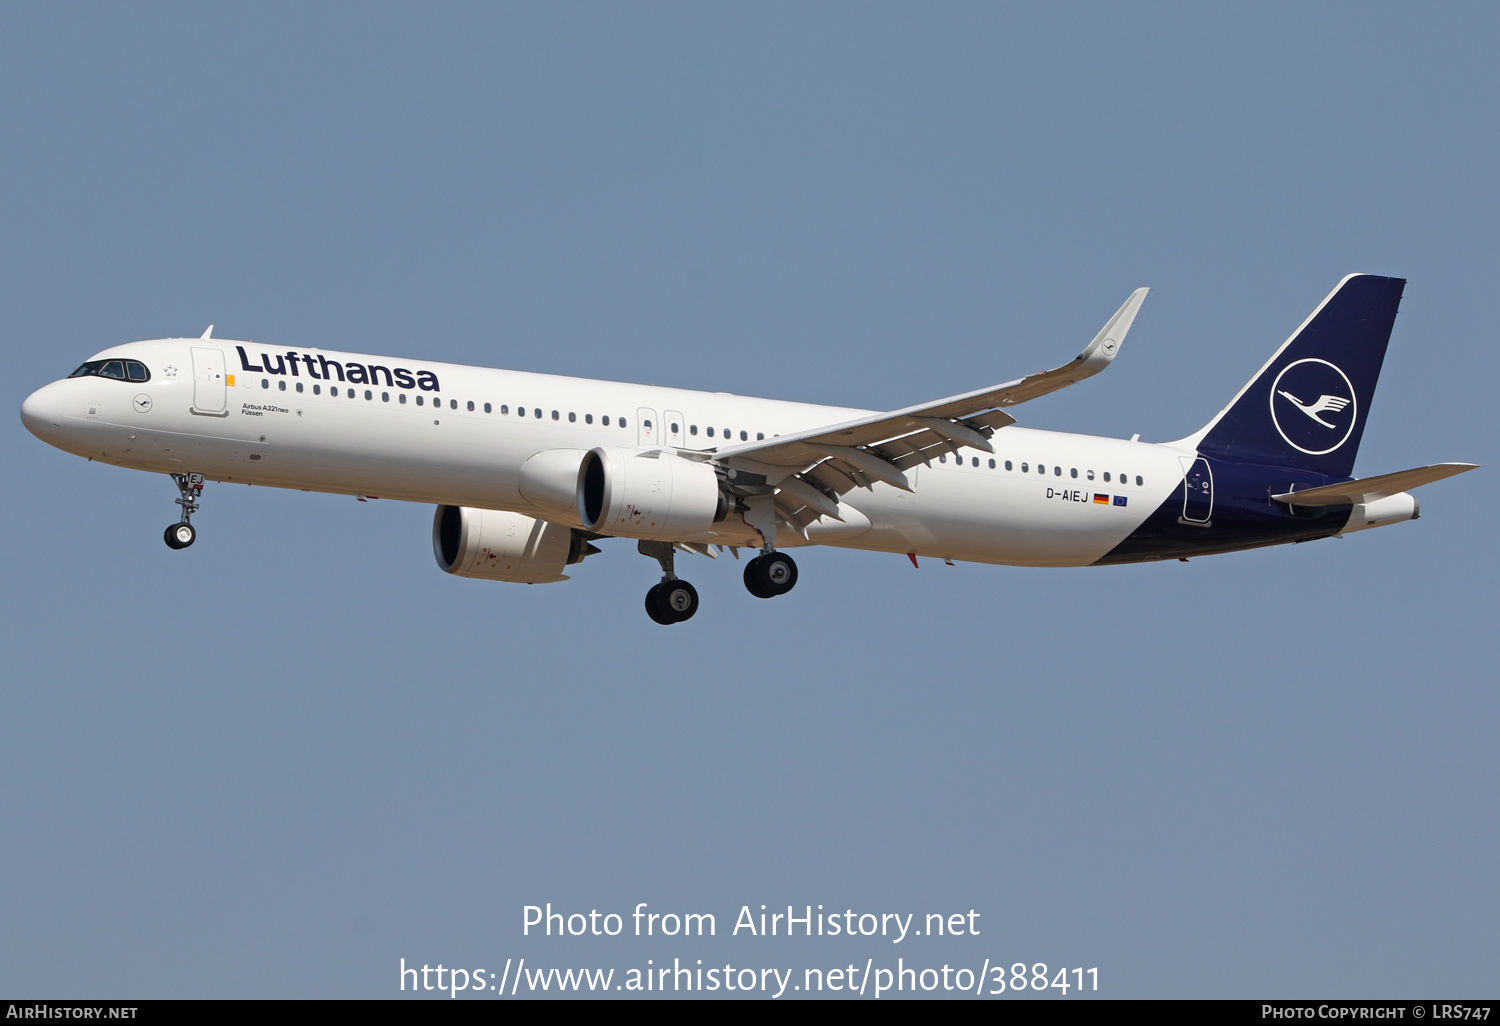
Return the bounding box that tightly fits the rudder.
[1189,274,1405,479]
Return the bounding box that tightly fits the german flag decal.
[1093,493,1109,505]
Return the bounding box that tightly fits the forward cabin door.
[191,347,228,416]
[637,407,658,448]
[1179,456,1213,525]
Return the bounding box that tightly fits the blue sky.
[2,3,1495,998]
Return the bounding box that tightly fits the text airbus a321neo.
[20,275,1476,623]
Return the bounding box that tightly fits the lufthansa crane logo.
[1269,358,1357,455]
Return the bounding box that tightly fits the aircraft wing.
[711,288,1148,531]
[1271,462,1479,506]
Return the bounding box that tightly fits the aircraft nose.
[20,380,70,443]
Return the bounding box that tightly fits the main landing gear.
[164,472,203,550]
[639,541,700,625]
[636,541,798,624]
[743,551,797,599]
[646,579,700,625]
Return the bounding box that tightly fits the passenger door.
[191,347,228,416]
[637,407,658,448]
[1179,456,1212,525]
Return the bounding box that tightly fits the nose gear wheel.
[163,473,203,549]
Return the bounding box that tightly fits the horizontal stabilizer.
[1272,462,1478,506]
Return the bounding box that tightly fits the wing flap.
[714,287,1146,470]
[708,286,1146,543]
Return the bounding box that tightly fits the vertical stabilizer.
[1184,274,1405,479]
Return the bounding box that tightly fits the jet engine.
[576,447,727,541]
[432,505,597,584]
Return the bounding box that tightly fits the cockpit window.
[68,359,151,382]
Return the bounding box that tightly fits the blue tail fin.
[1192,274,1405,479]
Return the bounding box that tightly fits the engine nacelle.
[518,448,587,524]
[577,447,726,541]
[432,505,594,584]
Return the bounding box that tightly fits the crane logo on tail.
[1276,390,1351,428]
[1270,358,1357,455]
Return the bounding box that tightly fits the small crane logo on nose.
[133,394,153,413]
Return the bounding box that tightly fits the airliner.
[19,274,1476,624]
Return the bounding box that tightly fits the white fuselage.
[22,337,1190,566]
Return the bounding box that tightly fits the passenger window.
[1135,475,1143,486]
[707,427,714,437]
[365,390,373,400]
[467,401,475,411]
[1021,462,1028,472]
[383,392,390,402]
[296,382,304,393]
[279,380,286,391]
[1004,460,1012,470]
[1086,470,1094,480]
[1054,466,1061,476]
[757,432,764,440]
[585,413,592,424]
[1119,472,1126,484]
[568,412,576,422]
[313,384,321,395]
[261,379,269,389]
[619,418,627,428]
[602,416,610,426]
[1070,468,1077,478]
[551,409,558,419]
[740,430,747,441]
[532,408,541,418]
[690,425,698,435]
[939,455,947,463]
[399,393,406,404]
[722,428,729,438]
[644,419,652,429]
[1103,472,1110,482]
[484,403,491,413]
[416,395,424,406]
[988,459,996,469]
[972,457,979,467]
[501,405,508,414]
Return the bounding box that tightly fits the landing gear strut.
[164,473,203,550]
[639,541,700,624]
[744,550,797,599]
[738,492,797,599]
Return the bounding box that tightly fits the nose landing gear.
[744,551,797,599]
[164,522,196,549]
[164,473,203,549]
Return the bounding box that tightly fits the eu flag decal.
[1113,495,1128,507]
